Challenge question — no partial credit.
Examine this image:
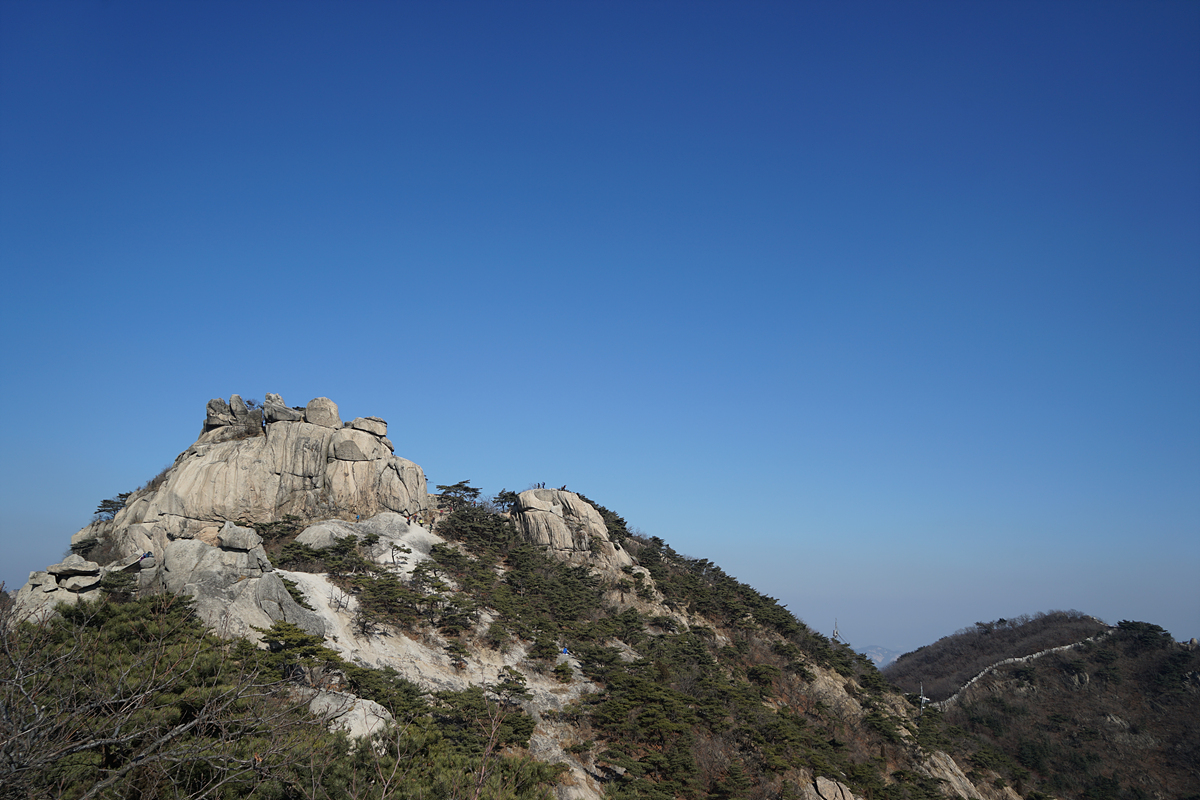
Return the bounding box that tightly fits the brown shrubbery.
[936,621,1200,799]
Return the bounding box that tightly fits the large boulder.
[11,558,108,620]
[204,398,236,431]
[349,417,387,437]
[264,392,303,423]
[305,397,342,428]
[295,519,359,550]
[217,521,263,551]
[230,394,251,423]
[330,428,388,462]
[202,395,262,439]
[152,538,322,639]
[308,691,393,738]
[512,489,633,569]
[296,513,436,565]
[47,554,101,576]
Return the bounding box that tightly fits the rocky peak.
[511,488,633,571]
[12,393,432,623]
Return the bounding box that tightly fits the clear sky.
[2,1,1196,654]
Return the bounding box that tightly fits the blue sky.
[2,1,1196,653]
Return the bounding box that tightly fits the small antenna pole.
[832,618,841,642]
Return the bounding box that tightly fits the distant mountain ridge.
[884,611,1111,702]
[885,612,1200,799]
[858,645,901,669]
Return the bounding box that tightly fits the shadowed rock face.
[151,522,325,639]
[511,489,633,570]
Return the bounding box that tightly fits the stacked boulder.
[202,394,265,440]
[11,393,433,627]
[15,550,156,617]
[119,393,430,550]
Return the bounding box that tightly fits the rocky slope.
[10,394,1030,800]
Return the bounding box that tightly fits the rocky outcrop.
[350,416,387,436]
[919,751,989,799]
[12,550,157,620]
[294,512,442,575]
[795,777,863,800]
[109,393,431,553]
[305,397,341,428]
[204,394,263,436]
[263,392,303,423]
[512,489,633,570]
[147,523,324,640]
[307,690,393,738]
[10,393,433,624]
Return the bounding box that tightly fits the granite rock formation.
[511,488,633,570]
[12,393,432,624]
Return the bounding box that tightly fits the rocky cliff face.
[13,394,431,622]
[9,396,641,635]
[512,488,633,571]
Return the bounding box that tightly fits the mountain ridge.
[5,393,1193,800]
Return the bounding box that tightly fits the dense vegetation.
[237,490,953,798]
[930,621,1200,800]
[0,594,561,800]
[884,611,1110,701]
[886,615,1200,800]
[240,495,1200,800]
[374,498,951,800]
[9,485,1197,800]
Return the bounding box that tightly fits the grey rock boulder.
[512,489,633,570]
[330,428,389,462]
[264,392,304,423]
[47,554,101,576]
[60,574,102,592]
[153,538,323,639]
[294,513,436,570]
[308,690,393,738]
[296,519,359,550]
[205,398,236,431]
[349,417,387,437]
[356,511,412,540]
[305,397,342,428]
[217,521,263,551]
[230,394,251,423]
[265,405,304,423]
